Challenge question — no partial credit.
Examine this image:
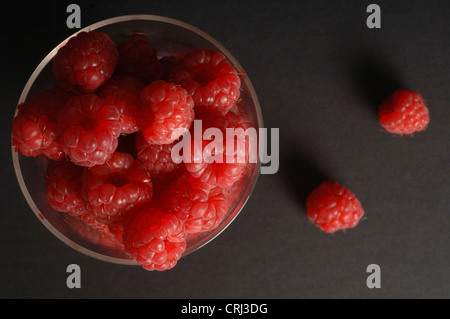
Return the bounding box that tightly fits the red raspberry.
[99,75,144,97]
[99,76,144,134]
[138,80,194,145]
[45,159,85,216]
[81,152,153,225]
[160,172,228,234]
[306,181,364,233]
[170,49,241,114]
[185,110,251,189]
[378,89,430,135]
[116,33,165,84]
[53,31,118,91]
[77,212,114,236]
[12,88,70,160]
[121,207,186,271]
[135,132,180,178]
[57,94,121,167]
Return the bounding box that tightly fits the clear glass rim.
[11,14,263,265]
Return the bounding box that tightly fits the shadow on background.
[352,56,407,114]
[281,151,331,213]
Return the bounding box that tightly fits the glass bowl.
[11,15,263,266]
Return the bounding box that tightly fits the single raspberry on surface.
[81,152,153,225]
[57,94,121,167]
[46,159,85,216]
[138,80,194,145]
[53,31,118,91]
[99,76,143,134]
[170,49,241,114]
[12,88,70,160]
[306,180,364,233]
[378,89,430,135]
[159,172,228,234]
[116,33,165,84]
[121,207,186,271]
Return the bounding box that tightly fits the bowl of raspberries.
[11,15,262,271]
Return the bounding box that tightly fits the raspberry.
[378,89,430,135]
[12,88,70,160]
[160,172,228,234]
[57,94,121,167]
[77,212,114,235]
[81,152,153,225]
[121,207,186,271]
[170,49,241,114]
[185,110,251,189]
[45,159,85,216]
[53,31,118,91]
[138,80,194,145]
[116,33,165,84]
[99,76,144,134]
[100,75,144,97]
[73,213,121,248]
[306,181,364,233]
[186,187,228,234]
[135,132,180,178]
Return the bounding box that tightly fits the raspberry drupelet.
[121,207,187,271]
[52,31,118,91]
[306,180,364,233]
[81,152,153,225]
[138,80,195,145]
[57,94,122,167]
[170,49,241,115]
[378,89,430,135]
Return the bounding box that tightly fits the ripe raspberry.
[99,76,144,134]
[77,212,114,236]
[46,159,85,216]
[57,94,121,167]
[72,213,122,249]
[12,88,70,160]
[170,49,241,114]
[160,172,228,234]
[53,31,118,91]
[81,152,153,225]
[184,110,251,189]
[99,75,144,97]
[306,181,364,233]
[378,89,430,134]
[138,80,194,145]
[135,132,180,178]
[121,207,186,271]
[116,33,165,84]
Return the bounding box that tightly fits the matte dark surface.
[1,0,449,299]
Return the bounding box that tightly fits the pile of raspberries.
[12,31,247,271]
[12,30,431,271]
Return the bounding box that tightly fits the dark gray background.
[1,0,448,299]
